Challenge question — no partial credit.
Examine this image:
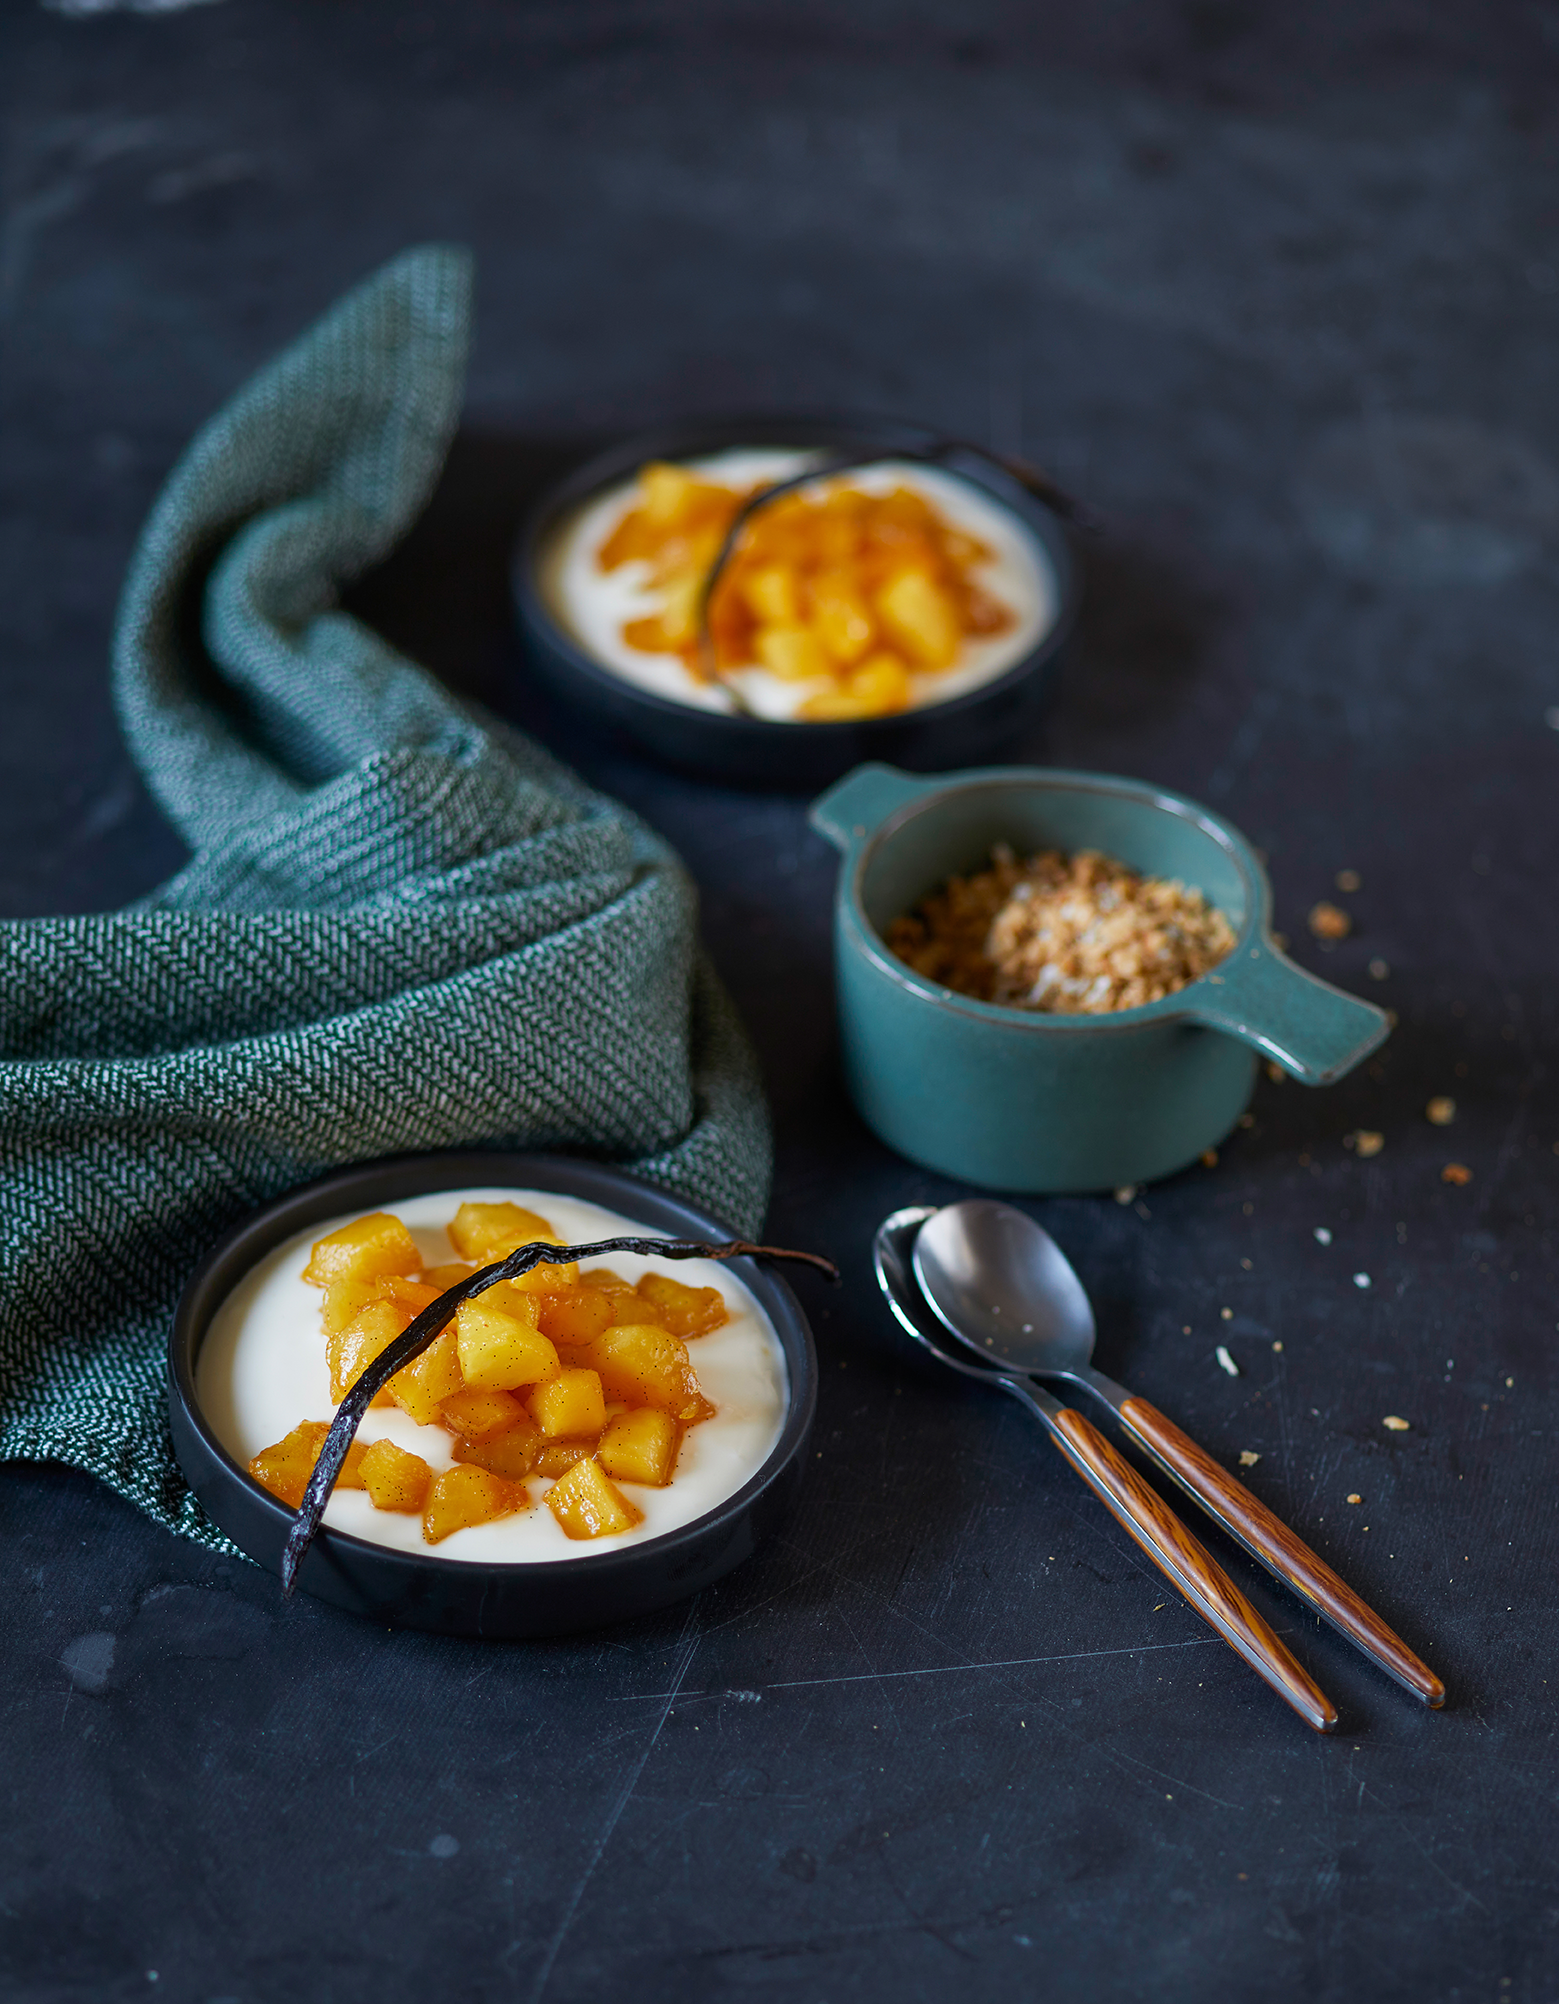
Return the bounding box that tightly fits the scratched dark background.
[3,1,1557,1999]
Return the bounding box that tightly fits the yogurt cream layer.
[197,1187,789,1565]
[539,448,1059,721]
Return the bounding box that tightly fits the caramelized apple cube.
[639,460,701,526]
[387,1327,465,1426]
[586,1323,712,1423]
[335,1437,370,1490]
[448,1200,558,1262]
[538,1286,616,1346]
[476,1279,543,1323]
[874,569,959,669]
[597,1409,679,1487]
[544,1456,642,1540]
[741,564,799,624]
[527,1367,607,1439]
[533,1439,597,1479]
[440,1386,526,1439]
[808,576,876,665]
[321,1275,381,1339]
[359,1439,433,1513]
[456,1299,560,1390]
[453,1418,541,1481]
[422,1464,527,1544]
[422,1261,475,1290]
[579,1267,635,1300]
[302,1212,421,1288]
[329,1299,408,1406]
[755,624,829,682]
[249,1421,330,1509]
[635,1273,728,1338]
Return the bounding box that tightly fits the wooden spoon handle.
[1048,1407,1337,1733]
[1118,1396,1444,1708]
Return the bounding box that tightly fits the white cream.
[539,448,1058,721]
[196,1186,789,1565]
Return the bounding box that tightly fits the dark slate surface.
[2,3,1556,1998]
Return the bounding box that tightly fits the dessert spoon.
[874,1207,1337,1733]
[912,1198,1444,1708]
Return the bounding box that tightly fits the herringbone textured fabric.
[0,245,771,1550]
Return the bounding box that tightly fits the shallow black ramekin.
[169,1151,818,1639]
[512,414,1080,790]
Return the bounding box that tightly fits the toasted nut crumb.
[1216,1345,1239,1376]
[1346,1493,1363,1505]
[1238,1112,1256,1128]
[886,846,1236,1014]
[1442,1162,1473,1185]
[1271,931,1290,951]
[1220,1307,1233,1320]
[1426,1096,1456,1125]
[1265,1061,1285,1084]
[1114,1184,1136,1205]
[1272,1340,1283,1351]
[1238,1450,1261,1466]
[1368,957,1390,980]
[1201,1148,1219,1168]
[1347,1130,1384,1158]
[1308,901,1352,940]
[1383,1415,1410,1431]
[1335,869,1362,893]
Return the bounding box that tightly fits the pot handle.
[809,763,933,852]
[1186,940,1390,1085]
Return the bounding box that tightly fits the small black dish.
[168,1151,818,1639]
[512,414,1080,790]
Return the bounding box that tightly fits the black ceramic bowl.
[169,1151,818,1639]
[512,414,1080,790]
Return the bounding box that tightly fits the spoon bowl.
[913,1199,1095,1375]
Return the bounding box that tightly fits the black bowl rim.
[169,1150,818,1592]
[511,411,1081,742]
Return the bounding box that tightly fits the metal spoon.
[913,1198,1444,1709]
[874,1208,1337,1734]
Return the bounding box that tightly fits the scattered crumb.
[1314,1226,1332,1245]
[1265,1061,1285,1084]
[1238,1112,1255,1129]
[1353,1272,1372,1288]
[1271,931,1290,951]
[1367,957,1390,981]
[1220,1307,1233,1321]
[1182,1324,1191,1335]
[1346,1493,1363,1505]
[1272,1340,1283,1352]
[1298,1151,1312,1166]
[1426,1097,1456,1126]
[1201,1148,1219,1168]
[1442,1162,1473,1186]
[1114,1185,1136,1205]
[1308,901,1352,941]
[1238,1450,1261,1467]
[1384,1009,1398,1028]
[1383,1415,1410,1431]
[1335,869,1362,893]
[1547,705,1559,729]
[1348,1130,1384,1158]
[1240,1257,1252,1270]
[1216,1345,1239,1376]
[1506,1375,1515,1388]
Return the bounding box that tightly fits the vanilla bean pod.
[279,1237,838,1594]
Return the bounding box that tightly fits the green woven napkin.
[0,245,771,1550]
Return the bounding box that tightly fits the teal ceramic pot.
[810,764,1390,1194]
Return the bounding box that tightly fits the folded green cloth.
[0,245,771,1549]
